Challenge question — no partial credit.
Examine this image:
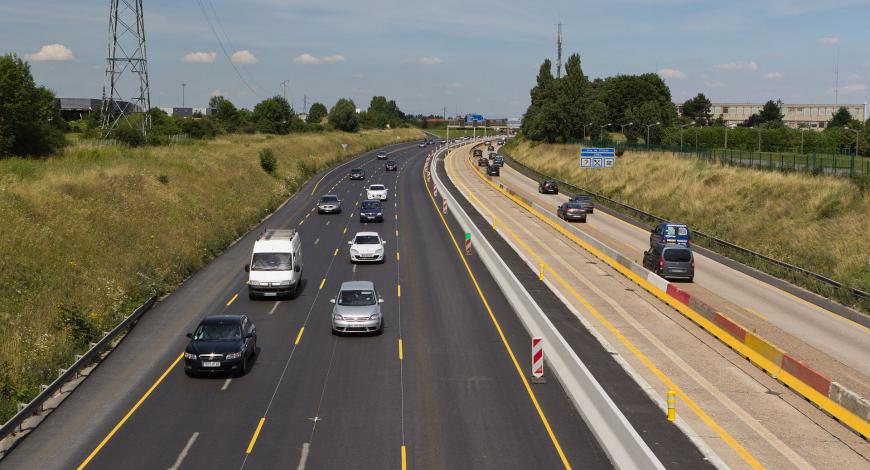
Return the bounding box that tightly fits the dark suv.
[569,195,595,213]
[359,199,384,223]
[385,160,398,171]
[350,168,365,180]
[478,156,489,166]
[643,245,694,282]
[473,148,483,158]
[493,156,504,167]
[539,179,559,194]
[486,165,500,176]
[184,315,257,376]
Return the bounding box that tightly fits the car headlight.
[248,280,261,286]
[278,280,291,286]
[376,212,383,216]
[225,351,242,360]
[368,312,381,320]
[350,249,359,255]
[375,247,384,253]
[333,314,345,321]
[184,352,197,360]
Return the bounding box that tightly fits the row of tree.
[0,54,66,157]
[521,53,678,144]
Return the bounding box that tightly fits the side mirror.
[382,240,386,245]
[294,265,301,273]
[348,241,353,245]
[186,333,193,338]
[379,298,385,304]
[330,298,336,304]
[244,264,250,272]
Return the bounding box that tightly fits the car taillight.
[691,258,695,270]
[659,257,664,269]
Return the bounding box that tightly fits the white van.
[245,229,302,299]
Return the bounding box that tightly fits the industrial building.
[55,98,140,121]
[678,101,867,129]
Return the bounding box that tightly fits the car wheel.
[688,276,694,283]
[554,190,559,195]
[248,291,256,300]
[184,369,195,377]
[239,354,249,376]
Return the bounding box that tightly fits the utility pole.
[555,22,563,79]
[443,106,447,121]
[303,95,308,113]
[101,0,151,137]
[280,80,289,102]
[181,83,186,107]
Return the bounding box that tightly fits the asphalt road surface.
[2,141,619,469]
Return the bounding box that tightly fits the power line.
[202,0,265,94]
[193,0,261,99]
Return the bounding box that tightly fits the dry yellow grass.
[0,128,423,419]
[506,139,870,294]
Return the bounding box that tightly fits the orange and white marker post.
[531,337,546,383]
[442,198,448,214]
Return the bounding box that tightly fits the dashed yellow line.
[395,229,399,237]
[746,307,769,321]
[343,227,347,234]
[396,252,400,261]
[319,278,326,290]
[334,248,339,256]
[295,326,305,345]
[397,284,401,297]
[401,445,407,470]
[398,339,403,360]
[299,219,305,226]
[245,417,266,454]
[226,293,238,306]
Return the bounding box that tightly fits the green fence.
[574,139,870,178]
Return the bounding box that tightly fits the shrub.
[156,174,169,185]
[259,148,276,174]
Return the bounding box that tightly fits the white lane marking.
[269,301,281,315]
[352,264,357,273]
[221,378,232,390]
[314,238,320,245]
[326,220,330,226]
[296,442,311,470]
[167,432,199,470]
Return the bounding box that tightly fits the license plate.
[202,361,220,367]
[672,269,685,273]
[263,292,277,297]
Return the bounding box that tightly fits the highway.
[0,141,660,469]
[445,143,870,468]
[492,147,870,389]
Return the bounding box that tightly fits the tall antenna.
[555,22,563,79]
[834,46,840,104]
[101,0,151,137]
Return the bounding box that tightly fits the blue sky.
[2,0,869,118]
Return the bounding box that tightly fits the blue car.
[359,199,384,223]
[650,222,691,247]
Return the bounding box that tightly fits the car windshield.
[566,203,585,209]
[338,289,376,306]
[251,252,292,271]
[370,185,385,191]
[378,151,386,155]
[320,196,338,203]
[351,169,363,174]
[361,201,381,209]
[387,160,396,165]
[664,249,693,262]
[355,235,380,245]
[193,324,241,341]
[572,196,591,202]
[665,225,689,237]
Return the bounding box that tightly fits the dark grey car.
[557,202,587,222]
[643,245,694,281]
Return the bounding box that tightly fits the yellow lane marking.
[295,327,305,345]
[395,229,399,237]
[299,219,305,226]
[397,284,401,297]
[245,417,266,454]
[319,278,326,290]
[401,445,407,470]
[226,293,239,306]
[398,339,403,360]
[423,159,571,469]
[343,227,348,234]
[305,213,310,219]
[333,248,339,256]
[396,252,400,261]
[746,308,769,321]
[453,151,765,467]
[77,353,184,469]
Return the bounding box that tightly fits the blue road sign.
[466,114,484,123]
[581,147,615,157]
[580,147,615,168]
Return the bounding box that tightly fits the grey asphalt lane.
[2,140,617,470]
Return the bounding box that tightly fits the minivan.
[643,245,694,282]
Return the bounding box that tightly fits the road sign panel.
[581,147,615,158]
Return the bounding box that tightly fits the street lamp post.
[645,122,660,152]
[800,127,806,155]
[849,128,860,157]
[620,122,633,136]
[583,122,593,141]
[181,83,186,107]
[679,122,694,153]
[724,125,729,150]
[600,123,612,141]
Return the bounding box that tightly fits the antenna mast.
[101,0,151,138]
[556,22,563,78]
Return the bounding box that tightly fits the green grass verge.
[0,128,423,421]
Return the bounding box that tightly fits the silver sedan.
[330,281,384,335]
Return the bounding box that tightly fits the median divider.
[431,145,666,470]
[467,150,870,440]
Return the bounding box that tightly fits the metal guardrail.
[431,145,666,470]
[500,152,870,314]
[0,296,156,443]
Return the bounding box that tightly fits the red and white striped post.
[442,198,448,214]
[531,337,546,383]
[465,232,472,255]
[433,185,439,198]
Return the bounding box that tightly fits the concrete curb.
[472,154,870,440]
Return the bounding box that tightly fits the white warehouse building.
[677,102,867,129]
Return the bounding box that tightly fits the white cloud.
[704,80,725,88]
[181,51,216,63]
[817,36,840,45]
[713,61,758,71]
[321,54,345,63]
[416,56,443,65]
[24,44,74,62]
[294,53,321,64]
[838,84,867,95]
[657,68,687,80]
[210,89,223,97]
[230,50,258,64]
[763,72,783,80]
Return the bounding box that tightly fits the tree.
[521,59,564,142]
[0,53,66,157]
[756,100,784,127]
[681,93,713,126]
[209,95,239,131]
[361,96,406,128]
[828,107,852,128]
[306,102,327,124]
[329,98,359,132]
[252,95,298,134]
[559,53,589,139]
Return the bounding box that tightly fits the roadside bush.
[112,122,145,147]
[259,148,276,174]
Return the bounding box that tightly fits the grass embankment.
[504,138,870,298]
[0,128,423,421]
